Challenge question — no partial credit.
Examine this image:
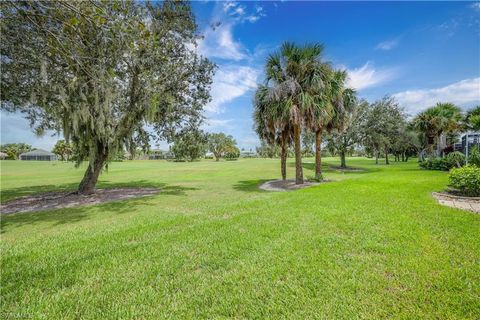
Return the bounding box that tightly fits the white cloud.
[470,2,480,11]
[197,2,265,61]
[206,65,259,113]
[346,62,396,91]
[375,39,399,51]
[203,118,233,131]
[393,78,480,114]
[223,1,265,23]
[198,23,247,61]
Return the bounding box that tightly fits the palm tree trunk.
[280,137,287,181]
[315,128,323,180]
[293,124,303,184]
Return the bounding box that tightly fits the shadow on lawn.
[295,161,378,174]
[233,179,270,193]
[0,180,198,234]
[1,180,197,203]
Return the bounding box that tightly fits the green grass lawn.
[1,158,479,319]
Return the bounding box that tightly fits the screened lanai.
[19,149,57,161]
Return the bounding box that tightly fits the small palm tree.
[253,85,291,180]
[304,63,335,180]
[326,74,357,168]
[465,106,480,131]
[264,42,325,184]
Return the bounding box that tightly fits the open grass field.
[1,158,479,319]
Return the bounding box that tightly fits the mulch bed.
[259,179,323,192]
[432,192,480,213]
[0,188,159,215]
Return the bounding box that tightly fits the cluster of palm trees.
[253,42,357,184]
[411,103,480,159]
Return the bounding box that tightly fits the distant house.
[19,149,57,161]
[454,132,480,156]
[148,150,174,160]
[240,151,257,158]
[0,152,7,160]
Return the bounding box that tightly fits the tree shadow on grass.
[233,179,271,193]
[293,161,379,175]
[0,180,198,234]
[1,180,198,203]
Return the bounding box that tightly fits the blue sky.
[2,1,479,151]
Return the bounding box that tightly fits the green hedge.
[419,152,465,171]
[448,165,480,197]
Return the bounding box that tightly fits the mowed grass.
[1,158,479,319]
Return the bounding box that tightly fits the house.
[458,132,480,156]
[148,150,174,160]
[240,151,257,158]
[19,149,57,161]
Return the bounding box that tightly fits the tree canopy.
[207,133,237,161]
[52,140,73,161]
[1,0,214,193]
[171,129,208,162]
[0,143,32,160]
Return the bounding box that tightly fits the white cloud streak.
[375,38,399,51]
[198,1,265,61]
[471,2,480,11]
[206,65,259,113]
[203,118,233,131]
[393,78,480,114]
[346,62,396,91]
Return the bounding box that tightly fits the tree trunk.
[340,150,346,168]
[293,124,303,184]
[280,140,287,181]
[77,151,107,195]
[315,128,323,180]
[375,152,379,164]
[385,151,389,165]
[401,152,405,162]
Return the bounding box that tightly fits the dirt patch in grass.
[0,188,159,215]
[432,192,480,213]
[259,179,323,192]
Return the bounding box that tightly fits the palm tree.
[264,42,325,184]
[326,73,357,168]
[412,102,462,157]
[303,63,334,180]
[253,85,291,180]
[325,70,357,170]
[464,106,480,131]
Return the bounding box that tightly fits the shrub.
[224,146,240,160]
[448,165,480,197]
[469,145,480,166]
[419,157,449,171]
[446,151,465,168]
[420,153,467,171]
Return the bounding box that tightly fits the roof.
[20,149,56,156]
